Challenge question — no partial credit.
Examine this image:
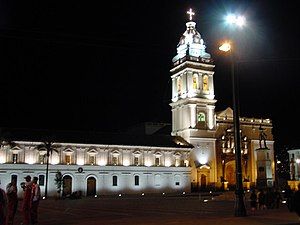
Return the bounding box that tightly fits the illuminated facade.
[170,12,275,190]
[0,132,192,197]
[0,10,275,197]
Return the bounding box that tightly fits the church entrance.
[86,177,96,196]
[63,175,72,197]
[225,161,236,189]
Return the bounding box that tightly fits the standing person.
[21,176,32,225]
[258,189,266,210]
[293,184,300,221]
[6,177,18,225]
[250,189,257,214]
[0,186,7,225]
[30,177,41,225]
[274,189,282,209]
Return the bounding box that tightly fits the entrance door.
[226,162,236,185]
[200,174,207,190]
[63,175,72,197]
[87,177,96,196]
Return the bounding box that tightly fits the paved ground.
[13,192,300,225]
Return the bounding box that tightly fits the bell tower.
[170,9,217,142]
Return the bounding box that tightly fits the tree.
[54,170,63,199]
[37,141,60,199]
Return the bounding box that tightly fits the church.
[0,10,275,197]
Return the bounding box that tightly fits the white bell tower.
[170,9,217,142]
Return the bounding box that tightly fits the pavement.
[13,192,300,225]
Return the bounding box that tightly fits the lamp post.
[219,40,247,216]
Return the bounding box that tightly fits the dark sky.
[0,0,299,151]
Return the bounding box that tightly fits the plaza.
[13,192,300,225]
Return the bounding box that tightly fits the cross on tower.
[187,8,195,21]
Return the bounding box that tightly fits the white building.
[0,10,275,197]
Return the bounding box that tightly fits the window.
[89,155,96,165]
[112,156,118,165]
[175,158,180,167]
[112,176,118,186]
[12,154,18,163]
[134,156,139,166]
[134,176,139,186]
[198,112,205,122]
[39,154,46,164]
[177,77,182,94]
[155,157,160,166]
[175,182,180,186]
[39,175,45,186]
[65,155,71,165]
[192,75,198,90]
[203,75,209,91]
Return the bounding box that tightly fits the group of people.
[0,175,41,225]
[249,184,300,219]
[249,188,282,212]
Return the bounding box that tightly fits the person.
[250,189,257,214]
[285,186,294,212]
[6,177,18,225]
[21,175,32,225]
[258,189,266,210]
[0,186,7,225]
[30,177,41,225]
[293,184,300,220]
[274,189,282,209]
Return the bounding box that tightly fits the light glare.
[219,43,231,52]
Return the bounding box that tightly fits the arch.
[202,75,209,91]
[225,161,236,186]
[62,175,73,197]
[86,176,96,196]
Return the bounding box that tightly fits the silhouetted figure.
[258,189,266,210]
[6,177,18,225]
[0,187,7,225]
[293,184,300,220]
[250,189,257,213]
[22,175,32,225]
[285,186,294,212]
[30,176,41,225]
[274,189,282,209]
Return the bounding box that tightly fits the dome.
[172,21,211,63]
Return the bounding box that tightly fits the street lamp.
[219,39,247,216]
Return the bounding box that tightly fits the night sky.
[0,1,299,153]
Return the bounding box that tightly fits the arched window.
[112,176,118,186]
[192,74,198,90]
[134,175,139,186]
[203,75,209,91]
[177,77,182,94]
[197,112,206,122]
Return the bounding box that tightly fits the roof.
[0,127,193,149]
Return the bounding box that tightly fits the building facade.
[0,11,275,197]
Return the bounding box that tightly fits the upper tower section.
[170,9,215,103]
[172,9,211,63]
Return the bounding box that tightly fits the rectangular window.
[112,176,118,186]
[134,156,139,166]
[65,155,71,165]
[134,176,139,186]
[39,175,45,186]
[89,155,96,165]
[112,156,118,165]
[175,182,180,186]
[12,154,18,163]
[155,157,160,166]
[39,154,46,164]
